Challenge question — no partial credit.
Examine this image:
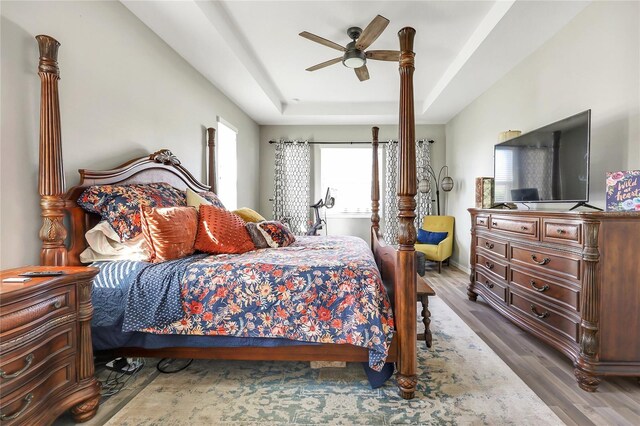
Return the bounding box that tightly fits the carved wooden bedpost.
[396,27,418,399]
[371,126,380,244]
[37,35,68,266]
[207,127,216,192]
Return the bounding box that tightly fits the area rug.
[104,297,563,425]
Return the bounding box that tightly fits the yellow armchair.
[415,215,454,273]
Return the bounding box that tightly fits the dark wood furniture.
[0,266,100,425]
[417,275,435,348]
[468,208,640,391]
[33,28,419,399]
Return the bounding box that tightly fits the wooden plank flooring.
[423,264,640,426]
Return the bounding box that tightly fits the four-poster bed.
[33,26,418,418]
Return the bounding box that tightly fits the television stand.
[490,203,515,209]
[569,202,603,211]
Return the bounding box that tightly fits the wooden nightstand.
[0,266,100,425]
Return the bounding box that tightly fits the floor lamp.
[418,165,454,215]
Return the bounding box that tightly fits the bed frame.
[35,29,418,399]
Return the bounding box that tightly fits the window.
[320,147,378,216]
[216,118,238,210]
[495,148,514,201]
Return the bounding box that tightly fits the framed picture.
[475,177,494,208]
[606,170,640,211]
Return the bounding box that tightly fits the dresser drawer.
[476,215,489,228]
[490,216,539,239]
[0,325,75,394]
[542,219,582,245]
[509,268,580,311]
[477,235,507,258]
[475,270,507,302]
[0,357,75,425]
[510,244,581,281]
[476,253,508,281]
[509,290,580,343]
[0,285,75,337]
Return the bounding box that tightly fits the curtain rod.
[268,139,435,145]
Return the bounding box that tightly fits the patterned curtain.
[383,140,432,244]
[273,141,311,235]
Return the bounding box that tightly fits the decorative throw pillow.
[245,222,270,249]
[417,229,448,245]
[233,207,266,223]
[80,221,150,263]
[194,205,255,254]
[186,188,226,210]
[78,183,186,241]
[257,221,296,248]
[141,206,198,263]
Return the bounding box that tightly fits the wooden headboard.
[62,148,213,266]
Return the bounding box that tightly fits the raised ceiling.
[122,1,589,125]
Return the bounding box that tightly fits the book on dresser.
[467,208,640,391]
[0,266,100,425]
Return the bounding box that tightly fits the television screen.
[494,110,590,204]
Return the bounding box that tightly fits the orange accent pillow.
[195,205,256,254]
[141,206,198,263]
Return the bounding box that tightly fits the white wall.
[259,124,447,241]
[446,1,640,270]
[1,1,260,268]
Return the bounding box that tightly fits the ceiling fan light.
[342,49,366,68]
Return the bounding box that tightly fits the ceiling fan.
[300,15,400,82]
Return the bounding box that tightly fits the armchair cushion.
[417,229,448,245]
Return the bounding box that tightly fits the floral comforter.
[136,236,394,370]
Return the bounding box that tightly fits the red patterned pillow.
[194,205,255,254]
[141,206,198,263]
[257,221,296,248]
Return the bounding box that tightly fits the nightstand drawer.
[0,357,75,425]
[0,285,75,337]
[0,325,75,394]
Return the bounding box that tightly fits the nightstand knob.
[53,300,62,309]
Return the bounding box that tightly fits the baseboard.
[450,259,470,275]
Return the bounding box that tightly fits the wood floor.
[423,263,640,426]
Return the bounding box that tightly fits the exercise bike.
[306,187,335,236]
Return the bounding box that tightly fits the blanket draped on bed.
[97,236,394,371]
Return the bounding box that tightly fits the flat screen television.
[493,110,591,206]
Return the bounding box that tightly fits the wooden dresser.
[0,266,100,425]
[468,209,640,391]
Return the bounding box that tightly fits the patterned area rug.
[103,297,562,425]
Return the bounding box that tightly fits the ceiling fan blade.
[366,50,401,62]
[306,57,342,72]
[299,31,346,52]
[355,65,370,82]
[356,15,389,50]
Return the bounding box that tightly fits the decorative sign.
[475,177,494,208]
[606,170,640,211]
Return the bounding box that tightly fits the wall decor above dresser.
[467,208,640,391]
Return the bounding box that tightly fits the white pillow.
[80,221,150,263]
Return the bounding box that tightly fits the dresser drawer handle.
[529,280,550,292]
[485,261,494,270]
[530,254,551,265]
[0,353,34,379]
[492,221,498,226]
[484,280,494,289]
[485,242,494,249]
[478,219,485,225]
[53,300,62,309]
[0,393,33,421]
[530,305,550,319]
[556,228,566,234]
[520,226,528,231]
